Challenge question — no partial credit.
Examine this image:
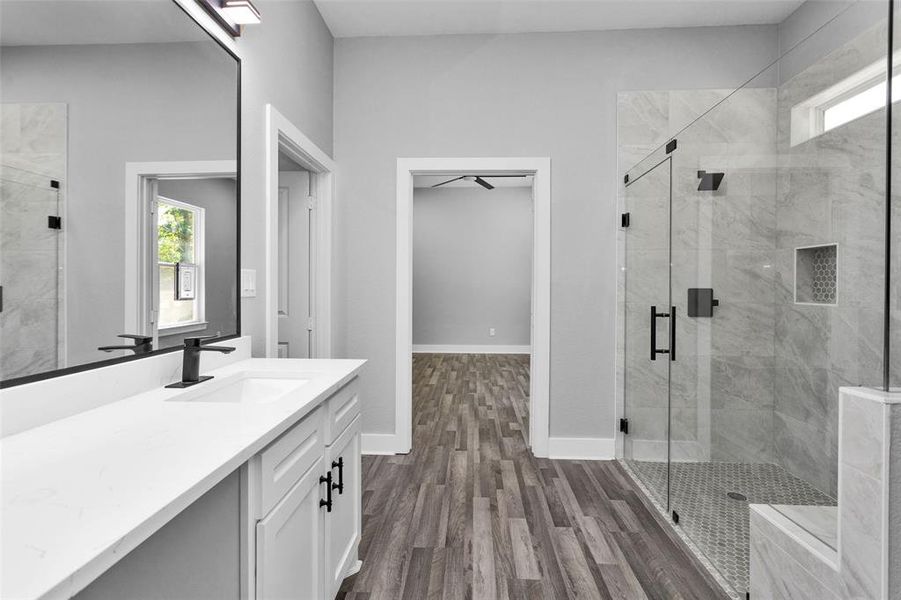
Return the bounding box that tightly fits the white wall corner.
[547,436,616,460]
[361,433,408,456]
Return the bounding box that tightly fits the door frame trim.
[264,104,335,358]
[394,157,552,457]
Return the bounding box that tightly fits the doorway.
[264,105,335,359]
[276,155,313,358]
[395,157,551,457]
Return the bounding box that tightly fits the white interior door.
[277,170,312,358]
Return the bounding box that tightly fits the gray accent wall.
[334,25,779,438]
[413,186,532,347]
[238,0,335,358]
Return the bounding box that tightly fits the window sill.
[158,321,209,336]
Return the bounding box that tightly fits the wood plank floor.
[337,353,727,600]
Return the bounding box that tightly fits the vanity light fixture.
[221,0,261,25]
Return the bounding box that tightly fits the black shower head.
[697,170,724,191]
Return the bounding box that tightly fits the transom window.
[791,56,898,146]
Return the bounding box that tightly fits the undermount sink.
[167,372,310,404]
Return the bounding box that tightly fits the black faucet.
[98,334,153,355]
[166,335,236,388]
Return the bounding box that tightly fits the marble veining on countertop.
[0,358,365,600]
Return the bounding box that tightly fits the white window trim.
[123,160,237,342]
[156,195,206,333]
[791,51,901,147]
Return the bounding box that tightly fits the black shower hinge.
[619,417,629,435]
[47,216,62,229]
[621,212,630,228]
[666,139,677,154]
[50,179,60,189]
[623,173,630,184]
[672,510,680,524]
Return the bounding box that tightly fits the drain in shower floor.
[727,491,748,501]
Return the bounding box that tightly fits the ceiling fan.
[431,174,529,190]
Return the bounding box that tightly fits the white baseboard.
[412,344,531,354]
[547,436,615,460]
[361,433,408,455]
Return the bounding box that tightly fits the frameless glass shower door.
[622,150,674,510]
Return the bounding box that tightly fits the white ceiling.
[313,0,805,39]
[414,175,533,188]
[0,1,210,47]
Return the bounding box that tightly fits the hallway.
[338,353,726,599]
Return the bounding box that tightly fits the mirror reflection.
[0,0,239,383]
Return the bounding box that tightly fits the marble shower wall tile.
[0,103,66,380]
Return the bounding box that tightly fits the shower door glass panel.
[0,165,63,379]
[622,155,672,509]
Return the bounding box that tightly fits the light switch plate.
[240,268,256,298]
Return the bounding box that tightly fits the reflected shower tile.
[19,103,67,155]
[0,250,58,301]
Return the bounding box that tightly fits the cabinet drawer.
[324,378,361,445]
[256,406,324,517]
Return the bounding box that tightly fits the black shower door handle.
[650,305,675,361]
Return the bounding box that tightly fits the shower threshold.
[620,459,835,598]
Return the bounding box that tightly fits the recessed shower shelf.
[795,244,837,306]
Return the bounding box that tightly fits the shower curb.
[618,459,742,600]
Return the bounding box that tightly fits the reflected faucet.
[98,334,153,355]
[166,334,235,388]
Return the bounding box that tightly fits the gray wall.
[413,186,531,347]
[157,177,237,346]
[237,1,334,358]
[0,41,236,366]
[74,471,240,600]
[333,25,779,438]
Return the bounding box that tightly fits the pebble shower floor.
[624,460,835,595]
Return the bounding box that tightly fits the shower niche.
[795,244,838,306]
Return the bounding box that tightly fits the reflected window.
[156,197,205,331]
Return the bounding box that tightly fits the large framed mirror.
[0,0,240,387]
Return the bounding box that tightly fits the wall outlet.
[489,328,496,337]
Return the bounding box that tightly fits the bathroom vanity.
[1,356,365,599]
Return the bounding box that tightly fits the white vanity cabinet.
[246,377,362,600]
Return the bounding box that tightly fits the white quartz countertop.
[0,358,365,600]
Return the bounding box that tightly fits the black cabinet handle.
[331,457,344,495]
[319,472,333,512]
[650,305,671,361]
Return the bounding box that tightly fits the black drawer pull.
[332,457,344,495]
[319,472,333,512]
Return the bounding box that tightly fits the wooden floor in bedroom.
[337,353,726,600]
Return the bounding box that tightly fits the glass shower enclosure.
[617,0,896,595]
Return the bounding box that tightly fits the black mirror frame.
[0,0,242,389]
